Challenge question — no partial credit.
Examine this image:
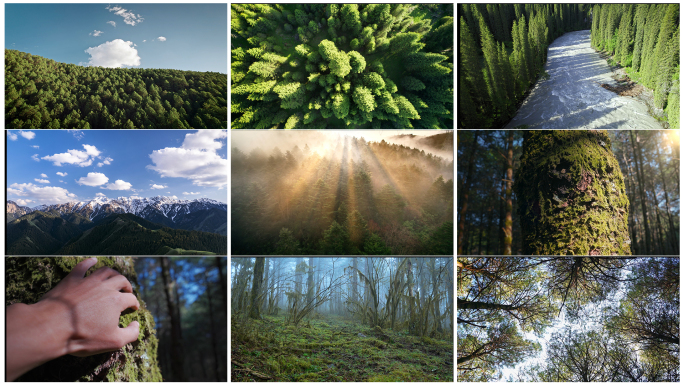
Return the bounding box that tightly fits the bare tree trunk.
[249,257,265,319]
[262,257,270,312]
[504,130,514,255]
[630,131,652,254]
[215,257,227,314]
[655,136,678,254]
[204,270,221,382]
[160,257,186,382]
[458,131,480,254]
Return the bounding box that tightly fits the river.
[505,30,662,129]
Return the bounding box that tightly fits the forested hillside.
[459,4,591,128]
[5,49,227,129]
[231,4,453,129]
[591,4,680,129]
[232,136,453,255]
[458,131,679,255]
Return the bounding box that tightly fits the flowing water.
[505,30,662,129]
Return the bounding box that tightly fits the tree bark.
[249,257,265,319]
[515,131,631,255]
[5,256,163,382]
[160,257,186,381]
[655,135,678,254]
[215,257,227,314]
[203,270,221,382]
[630,131,652,254]
[504,130,514,255]
[458,131,480,254]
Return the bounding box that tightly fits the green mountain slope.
[7,211,86,255]
[6,49,227,129]
[57,214,227,255]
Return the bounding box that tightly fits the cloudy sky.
[6,4,227,73]
[7,130,228,207]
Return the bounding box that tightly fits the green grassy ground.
[232,313,452,382]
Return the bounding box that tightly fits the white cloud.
[19,131,35,140]
[8,183,78,205]
[77,172,109,186]
[148,130,228,189]
[32,154,40,162]
[16,199,33,206]
[40,173,48,178]
[68,130,85,141]
[183,192,200,195]
[59,180,66,183]
[42,144,101,167]
[105,180,133,190]
[106,5,143,26]
[90,30,103,37]
[170,195,178,199]
[142,39,146,43]
[85,39,141,68]
[107,20,116,27]
[56,172,67,177]
[158,36,166,42]
[96,192,107,197]
[97,157,114,167]
[34,179,50,184]
[31,145,39,149]
[7,132,17,141]
[150,184,166,189]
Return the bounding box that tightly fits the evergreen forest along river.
[505,30,661,129]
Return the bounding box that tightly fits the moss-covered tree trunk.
[6,256,162,382]
[514,131,632,255]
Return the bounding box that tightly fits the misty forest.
[232,132,453,255]
[231,4,453,129]
[458,257,679,382]
[458,130,679,255]
[232,257,453,382]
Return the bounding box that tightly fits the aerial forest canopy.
[5,49,227,129]
[231,4,453,129]
[232,257,453,381]
[458,130,679,255]
[457,257,680,382]
[232,133,453,255]
[591,4,680,129]
[459,4,591,129]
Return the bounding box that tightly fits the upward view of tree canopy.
[459,4,592,128]
[232,133,453,255]
[457,130,679,255]
[591,4,680,129]
[457,257,680,382]
[231,4,453,129]
[5,49,227,129]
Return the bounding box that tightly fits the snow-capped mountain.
[29,196,227,234]
[6,200,35,222]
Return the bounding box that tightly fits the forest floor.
[505,30,662,129]
[231,313,453,382]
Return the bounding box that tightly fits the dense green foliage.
[458,257,679,382]
[5,49,227,129]
[7,212,227,255]
[458,4,592,128]
[457,130,679,255]
[591,4,680,128]
[232,135,453,255]
[231,4,453,129]
[6,256,162,382]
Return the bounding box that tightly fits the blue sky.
[6,4,227,73]
[7,130,228,207]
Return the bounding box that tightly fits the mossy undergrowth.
[231,314,452,382]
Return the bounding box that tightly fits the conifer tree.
[654,26,679,109]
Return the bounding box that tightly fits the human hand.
[36,257,141,357]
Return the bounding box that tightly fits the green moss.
[514,131,632,255]
[7,257,162,382]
